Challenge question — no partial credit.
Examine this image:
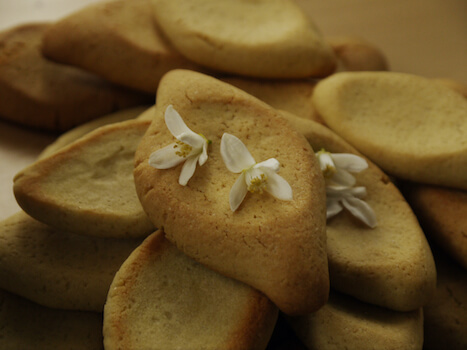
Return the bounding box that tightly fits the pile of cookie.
[1,0,466,349]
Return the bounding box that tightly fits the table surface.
[1,0,467,221]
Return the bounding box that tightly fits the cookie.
[0,211,143,311]
[281,112,436,311]
[134,69,328,316]
[14,119,155,238]
[135,104,156,121]
[401,183,467,270]
[423,249,467,350]
[39,105,151,159]
[0,289,103,350]
[152,0,336,79]
[41,0,201,93]
[433,78,467,98]
[311,71,467,190]
[103,230,278,349]
[221,77,322,122]
[287,290,423,350]
[0,23,150,132]
[327,36,389,72]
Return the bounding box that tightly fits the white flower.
[316,149,368,186]
[149,105,211,186]
[220,133,293,212]
[316,149,377,228]
[326,185,377,228]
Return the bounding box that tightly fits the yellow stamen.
[248,173,268,194]
[323,164,336,179]
[174,140,192,158]
[317,149,336,179]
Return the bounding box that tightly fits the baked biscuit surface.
[221,77,320,122]
[134,70,328,315]
[287,290,424,350]
[328,36,389,72]
[41,0,199,93]
[0,289,103,350]
[104,230,278,350]
[13,119,155,238]
[312,71,467,189]
[38,106,151,160]
[152,0,336,78]
[0,211,142,311]
[0,23,149,131]
[402,183,467,270]
[282,114,436,312]
[423,250,467,350]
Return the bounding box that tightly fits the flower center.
[247,173,268,194]
[173,141,193,158]
[323,164,336,179]
[317,149,336,179]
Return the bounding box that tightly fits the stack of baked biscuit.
[1,0,466,349]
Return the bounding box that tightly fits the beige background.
[1,0,466,220]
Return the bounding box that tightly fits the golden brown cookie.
[401,183,467,270]
[135,105,156,121]
[104,230,278,349]
[0,289,103,350]
[287,290,423,350]
[433,78,467,98]
[282,113,436,312]
[312,71,467,190]
[14,119,155,238]
[0,211,142,311]
[0,23,150,132]
[42,0,201,93]
[220,77,321,122]
[327,36,389,72]
[152,0,336,78]
[39,105,151,159]
[134,69,328,316]
[423,249,467,350]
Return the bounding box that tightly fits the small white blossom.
[316,149,377,228]
[220,133,293,212]
[149,105,211,185]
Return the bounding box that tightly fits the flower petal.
[317,151,336,175]
[325,185,354,198]
[164,105,199,141]
[330,169,356,187]
[179,131,204,149]
[255,158,280,173]
[178,155,199,186]
[326,198,343,219]
[341,197,377,228]
[148,143,185,169]
[220,133,255,173]
[262,169,293,201]
[349,186,367,198]
[230,173,248,211]
[198,140,209,166]
[332,153,368,173]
